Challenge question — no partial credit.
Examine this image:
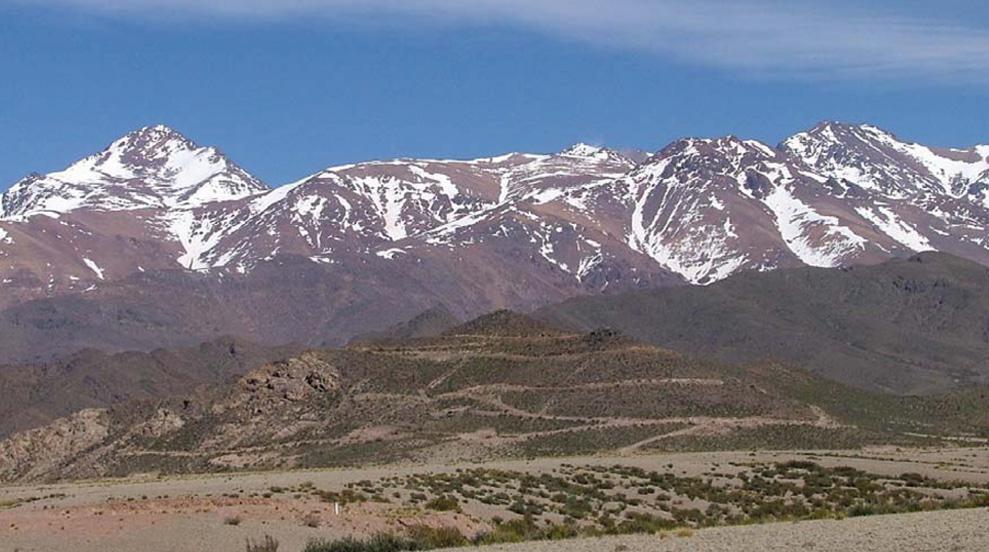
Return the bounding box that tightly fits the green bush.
[424,495,461,512]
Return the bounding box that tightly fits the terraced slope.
[2,313,986,483]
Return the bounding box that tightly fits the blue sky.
[2,0,989,187]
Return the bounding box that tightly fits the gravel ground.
[441,508,989,552]
[2,447,988,552]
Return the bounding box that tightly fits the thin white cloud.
[17,0,989,83]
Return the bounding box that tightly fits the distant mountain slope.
[540,252,989,395]
[349,306,462,345]
[3,122,989,293]
[0,247,674,364]
[1,123,989,360]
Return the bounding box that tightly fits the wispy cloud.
[18,0,989,83]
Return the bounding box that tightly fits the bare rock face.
[219,353,342,417]
[0,353,345,481]
[0,123,989,357]
[0,409,111,482]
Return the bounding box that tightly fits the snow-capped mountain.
[780,122,989,265]
[2,122,989,358]
[2,125,265,220]
[783,122,989,201]
[0,126,268,297]
[168,140,645,281]
[2,121,989,309]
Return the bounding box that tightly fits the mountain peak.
[112,124,196,150]
[100,124,207,170]
[127,123,188,138]
[802,121,895,142]
[1,126,267,220]
[560,142,605,156]
[558,142,627,162]
[782,121,989,198]
[809,120,858,132]
[661,135,778,161]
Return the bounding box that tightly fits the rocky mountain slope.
[540,252,989,395]
[2,312,986,484]
[0,338,302,439]
[0,122,988,357]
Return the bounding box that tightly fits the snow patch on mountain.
[854,206,933,252]
[762,186,866,267]
[375,247,406,260]
[423,208,500,246]
[249,177,306,215]
[783,122,989,203]
[82,258,105,280]
[628,178,749,284]
[859,126,989,197]
[165,209,250,270]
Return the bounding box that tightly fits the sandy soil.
[443,508,989,552]
[2,446,988,552]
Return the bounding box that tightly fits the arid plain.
[3,447,988,552]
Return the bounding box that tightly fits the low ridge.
[5,323,985,483]
[443,310,568,338]
[540,251,989,395]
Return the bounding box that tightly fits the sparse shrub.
[475,517,541,544]
[246,535,279,552]
[847,503,876,517]
[224,515,243,526]
[407,525,469,548]
[424,495,460,512]
[303,525,468,552]
[302,512,322,528]
[305,534,402,552]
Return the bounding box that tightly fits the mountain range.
[1,122,988,360]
